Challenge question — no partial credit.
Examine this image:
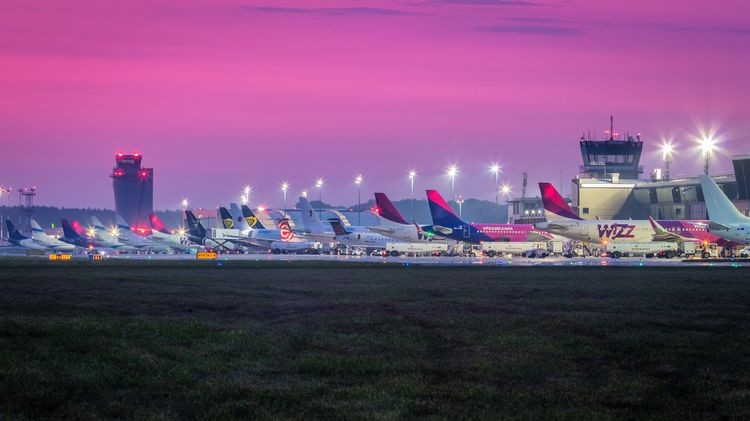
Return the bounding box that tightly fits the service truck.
[602,242,678,258]
[384,242,449,257]
[481,242,549,258]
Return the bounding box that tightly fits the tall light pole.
[181,198,189,225]
[281,182,289,215]
[315,178,324,218]
[489,163,501,205]
[457,195,464,219]
[699,136,716,175]
[408,170,416,222]
[242,185,251,206]
[501,184,511,223]
[355,175,363,226]
[446,164,458,206]
[660,141,674,181]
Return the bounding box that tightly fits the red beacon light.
[113,170,125,177]
[116,152,124,158]
[133,152,140,157]
[139,171,148,178]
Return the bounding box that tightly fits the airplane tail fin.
[5,220,26,241]
[298,196,323,227]
[149,213,171,234]
[328,219,350,236]
[277,218,294,242]
[218,207,234,229]
[30,219,44,234]
[229,203,249,230]
[539,182,582,221]
[71,220,87,236]
[115,214,133,232]
[425,189,465,227]
[700,174,749,225]
[374,192,409,225]
[61,219,83,240]
[90,216,106,231]
[241,205,266,229]
[185,210,207,239]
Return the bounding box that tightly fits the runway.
[98,253,750,267]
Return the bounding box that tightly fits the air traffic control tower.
[111,152,153,230]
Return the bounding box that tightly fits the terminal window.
[582,207,589,214]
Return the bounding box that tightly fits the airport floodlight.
[315,178,324,218]
[456,196,465,218]
[257,206,266,213]
[109,227,120,238]
[181,198,189,210]
[177,228,187,237]
[281,182,289,211]
[501,183,511,204]
[660,140,675,180]
[87,227,97,238]
[489,163,501,204]
[446,164,459,203]
[699,135,717,175]
[408,170,416,221]
[355,175,363,225]
[302,190,308,198]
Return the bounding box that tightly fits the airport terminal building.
[571,137,750,220]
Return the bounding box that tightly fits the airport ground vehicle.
[384,242,449,257]
[480,242,549,258]
[603,242,678,258]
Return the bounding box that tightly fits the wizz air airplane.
[5,220,48,250]
[424,189,553,243]
[115,214,167,251]
[30,219,76,251]
[699,174,750,245]
[536,182,734,246]
[368,192,439,243]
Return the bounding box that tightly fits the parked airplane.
[424,189,553,243]
[115,214,165,250]
[185,210,236,251]
[89,216,133,250]
[536,182,733,245]
[4,220,47,250]
[699,174,750,245]
[368,192,438,243]
[149,214,195,252]
[218,207,318,253]
[329,219,390,248]
[30,219,76,251]
[60,219,97,249]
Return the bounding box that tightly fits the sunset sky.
[1,0,748,209]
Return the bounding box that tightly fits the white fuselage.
[537,220,658,243]
[709,224,750,245]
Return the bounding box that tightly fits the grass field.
[1,258,749,419]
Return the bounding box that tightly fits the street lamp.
[355,175,363,226]
[446,164,458,205]
[660,141,675,180]
[181,198,189,210]
[408,170,416,221]
[281,182,289,215]
[699,136,716,175]
[302,189,308,198]
[489,163,501,205]
[456,195,464,219]
[315,178,324,218]
[242,185,251,205]
[501,184,511,203]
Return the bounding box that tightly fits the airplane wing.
[527,231,554,242]
[647,216,692,242]
[544,223,569,231]
[708,221,731,231]
[368,226,396,235]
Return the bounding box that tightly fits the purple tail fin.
[539,183,582,220]
[374,193,409,225]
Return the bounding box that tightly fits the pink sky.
[1,0,749,209]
